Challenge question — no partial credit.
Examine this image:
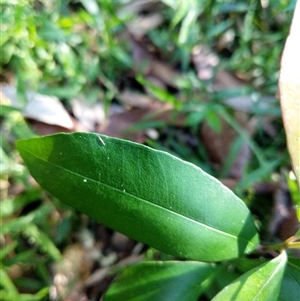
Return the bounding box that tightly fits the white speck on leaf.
[98,135,105,145]
[83,179,87,182]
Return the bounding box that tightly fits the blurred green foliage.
[1,0,296,96]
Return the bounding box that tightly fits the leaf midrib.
[21,146,254,243]
[252,254,286,300]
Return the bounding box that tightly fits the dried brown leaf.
[1,85,74,130]
[200,111,252,179]
[131,38,182,88]
[50,243,96,301]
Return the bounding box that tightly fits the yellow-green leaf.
[279,1,300,186]
[212,251,288,301]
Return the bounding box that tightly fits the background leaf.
[212,251,288,301]
[279,0,300,185]
[104,261,216,301]
[16,132,259,262]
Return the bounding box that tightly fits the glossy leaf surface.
[16,133,259,261]
[279,256,300,301]
[212,251,287,301]
[104,261,216,301]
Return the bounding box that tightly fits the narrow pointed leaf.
[104,261,216,301]
[212,251,288,301]
[16,133,259,262]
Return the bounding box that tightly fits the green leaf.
[136,75,182,109]
[16,132,259,262]
[0,241,17,262]
[104,261,216,301]
[279,257,300,301]
[0,268,21,300]
[212,251,288,301]
[22,223,62,261]
[204,263,241,300]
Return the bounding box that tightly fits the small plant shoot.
[16,132,299,301]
